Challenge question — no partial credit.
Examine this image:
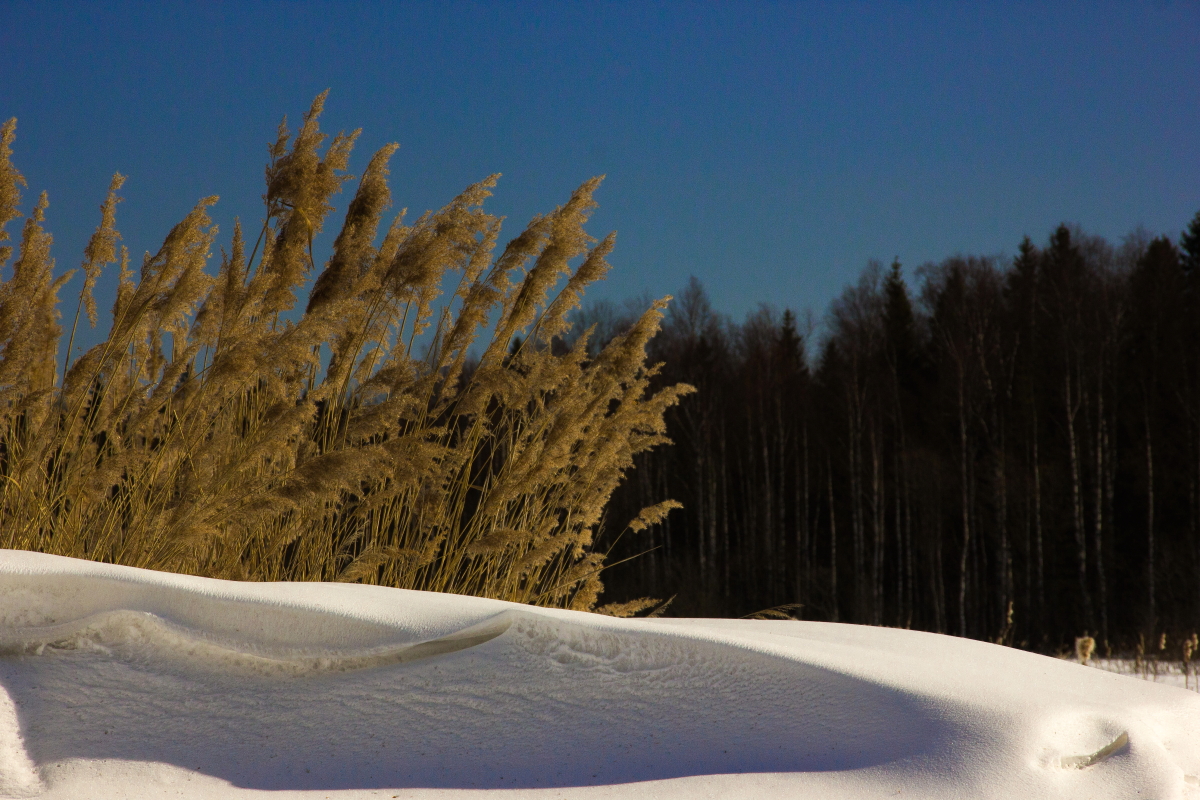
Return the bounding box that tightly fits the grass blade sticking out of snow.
[1059,731,1129,769]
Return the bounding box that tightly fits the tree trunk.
[760,398,775,601]
[849,407,864,621]
[871,424,884,626]
[827,454,838,622]
[1093,389,1109,645]
[802,423,811,603]
[1065,372,1092,631]
[719,423,730,609]
[904,460,914,628]
[934,482,946,634]
[1033,408,1045,641]
[1144,405,1155,630]
[894,445,904,626]
[958,372,971,638]
[994,439,1010,639]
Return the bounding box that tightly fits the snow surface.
[1093,658,1200,692]
[0,550,1197,799]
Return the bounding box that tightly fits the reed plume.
[0,96,689,611]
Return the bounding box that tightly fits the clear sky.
[3,1,1199,350]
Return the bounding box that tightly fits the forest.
[587,213,1200,654]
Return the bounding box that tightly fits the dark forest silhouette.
[588,212,1200,653]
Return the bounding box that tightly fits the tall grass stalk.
[0,95,691,612]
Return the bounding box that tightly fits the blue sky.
[3,1,1199,351]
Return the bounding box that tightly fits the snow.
[0,550,1196,799]
[1092,659,1200,692]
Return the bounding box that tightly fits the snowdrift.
[0,551,1196,799]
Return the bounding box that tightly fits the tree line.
[584,213,1200,652]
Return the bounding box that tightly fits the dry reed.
[1075,635,1095,665]
[0,94,691,612]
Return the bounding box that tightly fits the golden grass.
[0,94,691,612]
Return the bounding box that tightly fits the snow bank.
[0,550,1196,799]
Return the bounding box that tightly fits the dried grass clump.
[0,95,691,610]
[1075,635,1096,665]
[1184,633,1198,690]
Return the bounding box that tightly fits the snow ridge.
[0,608,512,676]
